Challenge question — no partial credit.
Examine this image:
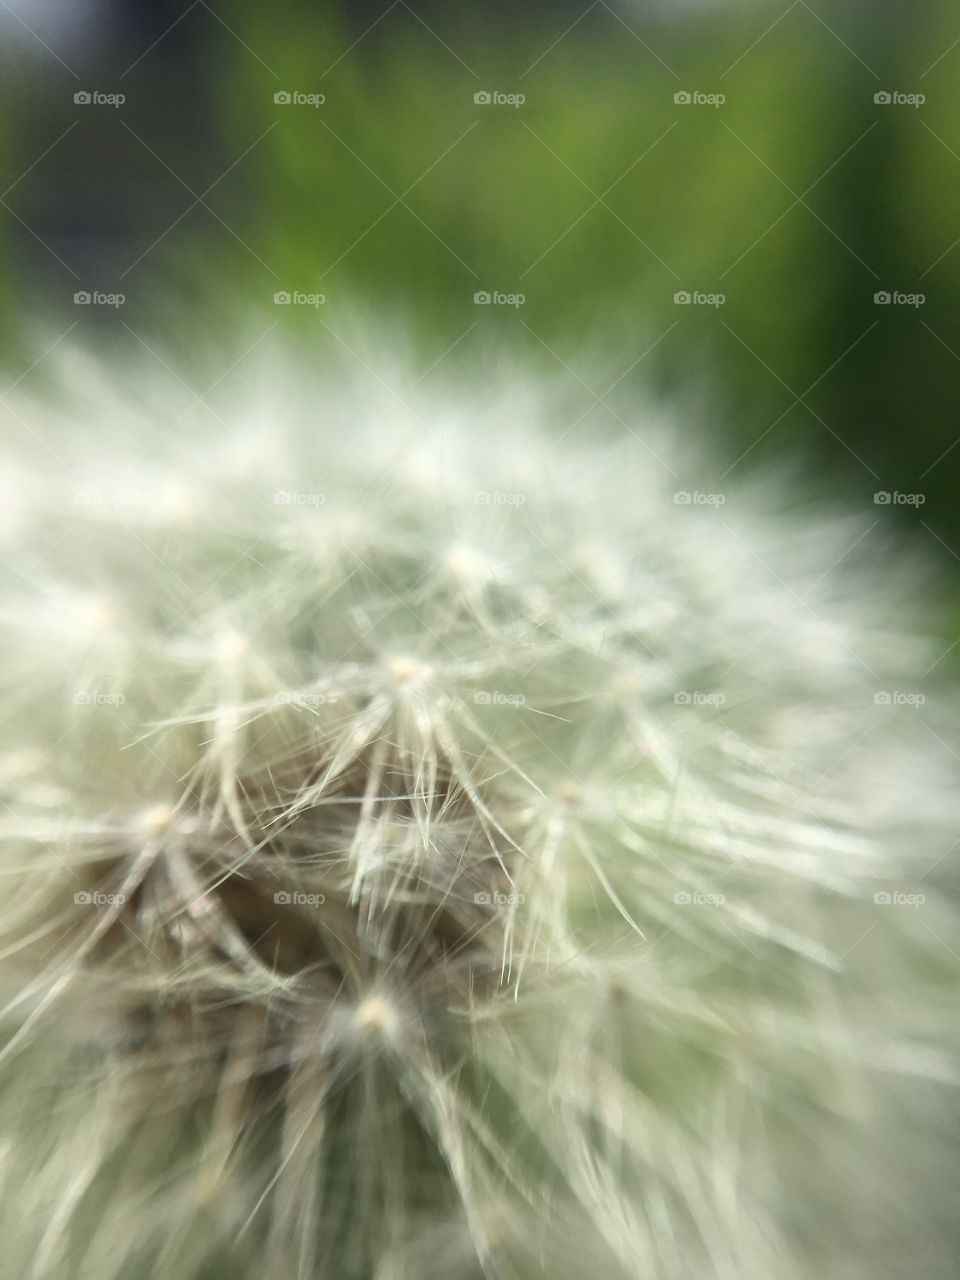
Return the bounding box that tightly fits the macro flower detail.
[0,351,956,1280]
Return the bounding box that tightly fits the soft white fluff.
[0,339,956,1280]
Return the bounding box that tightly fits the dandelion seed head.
[0,341,956,1280]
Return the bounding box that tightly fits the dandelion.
[0,341,956,1280]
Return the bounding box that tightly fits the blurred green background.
[1,0,958,574]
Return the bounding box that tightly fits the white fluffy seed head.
[0,340,956,1280]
